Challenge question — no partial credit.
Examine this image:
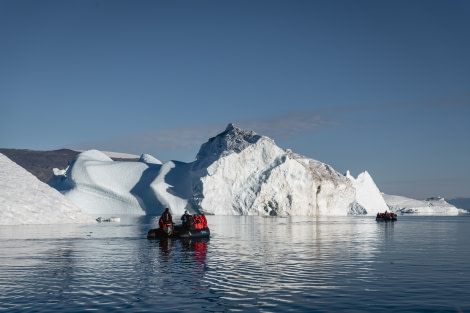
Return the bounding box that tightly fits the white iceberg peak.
[346,170,389,214]
[194,123,265,169]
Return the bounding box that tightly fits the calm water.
[0,215,469,312]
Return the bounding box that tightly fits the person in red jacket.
[201,214,207,229]
[159,208,173,231]
[194,215,201,229]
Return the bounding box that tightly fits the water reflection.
[154,237,209,271]
[1,216,469,312]
[201,215,404,311]
[158,237,174,255]
[181,239,208,267]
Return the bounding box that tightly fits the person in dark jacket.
[181,210,190,228]
[162,208,173,224]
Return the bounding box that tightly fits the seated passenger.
[181,210,191,228]
[187,215,195,230]
[194,215,202,229]
[201,213,207,229]
[160,208,173,230]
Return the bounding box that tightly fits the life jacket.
[194,215,202,229]
[201,214,207,228]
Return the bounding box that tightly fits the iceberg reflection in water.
[0,215,469,312]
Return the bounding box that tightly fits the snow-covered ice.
[0,153,96,225]
[139,153,162,165]
[382,193,465,215]
[55,150,157,215]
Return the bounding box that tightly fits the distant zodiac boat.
[376,212,397,222]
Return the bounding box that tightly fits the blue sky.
[1,0,469,199]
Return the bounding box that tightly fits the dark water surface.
[0,215,469,312]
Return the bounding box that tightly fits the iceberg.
[346,170,389,214]
[0,153,95,225]
[382,194,466,215]
[52,124,392,216]
[2,124,465,225]
[43,124,465,217]
[3,124,464,223]
[190,124,358,215]
[55,150,160,215]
